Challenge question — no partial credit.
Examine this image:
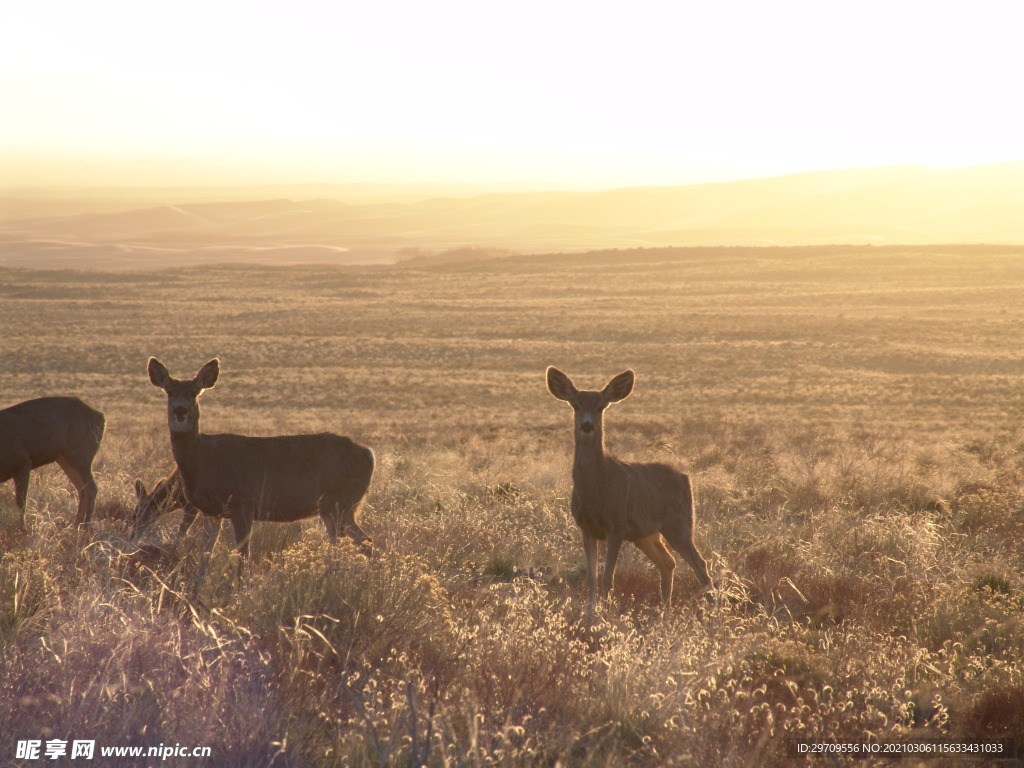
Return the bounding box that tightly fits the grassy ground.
[1,245,1023,766]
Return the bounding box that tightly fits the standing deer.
[547,367,712,615]
[147,358,374,572]
[131,468,199,539]
[0,397,106,526]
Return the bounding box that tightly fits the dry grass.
[2,245,1024,765]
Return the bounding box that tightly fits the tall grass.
[3,421,1022,765]
[2,248,1024,764]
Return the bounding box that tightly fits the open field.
[2,245,1024,765]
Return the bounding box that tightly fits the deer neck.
[168,420,203,477]
[572,429,608,485]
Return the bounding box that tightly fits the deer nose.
[173,406,188,421]
[580,421,594,434]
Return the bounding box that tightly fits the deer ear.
[547,367,578,402]
[195,358,220,391]
[134,479,146,500]
[603,369,635,403]
[148,358,171,389]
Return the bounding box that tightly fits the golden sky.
[2,1,1022,188]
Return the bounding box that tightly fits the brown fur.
[547,367,712,614]
[147,358,374,569]
[132,468,199,539]
[0,396,105,526]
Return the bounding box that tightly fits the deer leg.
[177,505,199,538]
[80,470,98,526]
[581,529,599,616]
[635,533,677,613]
[601,533,624,601]
[320,505,339,540]
[344,522,372,550]
[12,465,31,524]
[341,499,372,551]
[664,529,713,591]
[229,512,254,581]
[230,513,253,580]
[193,516,221,593]
[56,458,97,527]
[336,495,374,552]
[322,501,373,554]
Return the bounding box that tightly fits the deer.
[131,468,199,539]
[147,357,375,576]
[546,367,712,616]
[0,396,106,526]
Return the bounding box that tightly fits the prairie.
[1,244,1023,766]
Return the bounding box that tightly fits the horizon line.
[3,159,1024,199]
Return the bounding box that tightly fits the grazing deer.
[132,468,199,539]
[147,358,374,571]
[547,367,712,615]
[0,397,106,526]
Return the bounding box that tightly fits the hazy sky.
[2,1,1022,188]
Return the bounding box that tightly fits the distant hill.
[1,163,1022,268]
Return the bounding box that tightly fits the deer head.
[546,367,634,440]
[148,358,219,434]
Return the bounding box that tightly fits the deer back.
[0,397,104,469]
[180,432,372,521]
